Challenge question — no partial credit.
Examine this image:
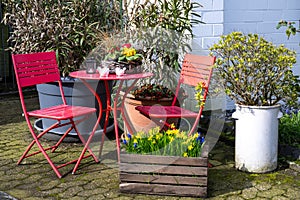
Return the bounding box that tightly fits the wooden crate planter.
[119,153,208,197]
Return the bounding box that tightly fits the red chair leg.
[72,121,99,174]
[18,121,60,164]
[51,126,74,153]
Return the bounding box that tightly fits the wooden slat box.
[119,153,208,197]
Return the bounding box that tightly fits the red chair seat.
[136,105,198,118]
[28,105,96,120]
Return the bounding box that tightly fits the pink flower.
[122,43,131,48]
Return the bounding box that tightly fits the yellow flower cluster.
[122,125,205,157]
[195,81,206,107]
[122,47,136,57]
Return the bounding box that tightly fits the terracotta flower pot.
[123,96,178,133]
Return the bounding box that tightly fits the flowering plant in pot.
[119,126,208,197]
[210,31,299,173]
[121,126,205,157]
[120,81,208,196]
[104,43,143,68]
[119,81,209,197]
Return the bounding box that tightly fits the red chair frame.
[136,54,215,136]
[12,51,98,178]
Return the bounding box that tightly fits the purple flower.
[196,132,202,142]
[123,139,127,145]
[200,136,205,144]
[134,143,137,148]
[196,132,205,144]
[127,133,132,139]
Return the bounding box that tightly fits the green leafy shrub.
[123,0,203,87]
[2,0,121,76]
[210,31,298,106]
[277,20,300,39]
[279,110,300,148]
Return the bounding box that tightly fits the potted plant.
[115,0,203,133]
[94,35,144,73]
[210,31,299,173]
[122,83,189,133]
[119,126,208,197]
[119,80,208,197]
[3,0,121,140]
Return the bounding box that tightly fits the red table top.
[69,70,153,80]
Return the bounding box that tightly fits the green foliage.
[210,32,299,106]
[123,0,203,87]
[125,0,202,35]
[279,112,300,147]
[2,0,121,76]
[277,20,300,39]
[131,84,175,100]
[121,126,205,157]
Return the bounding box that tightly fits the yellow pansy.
[123,47,136,57]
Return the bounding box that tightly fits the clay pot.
[123,96,178,134]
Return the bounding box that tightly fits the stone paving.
[0,94,299,200]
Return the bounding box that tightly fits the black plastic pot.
[35,77,114,142]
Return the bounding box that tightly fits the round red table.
[69,70,153,167]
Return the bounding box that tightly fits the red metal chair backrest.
[172,54,215,105]
[180,54,215,87]
[12,51,61,88]
[12,51,68,108]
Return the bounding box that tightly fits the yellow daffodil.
[136,132,143,139]
[169,137,174,142]
[170,123,176,129]
[193,133,199,140]
[156,133,163,140]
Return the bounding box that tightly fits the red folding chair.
[135,54,215,136]
[12,51,98,178]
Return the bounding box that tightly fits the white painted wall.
[193,0,300,74]
[192,0,224,55]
